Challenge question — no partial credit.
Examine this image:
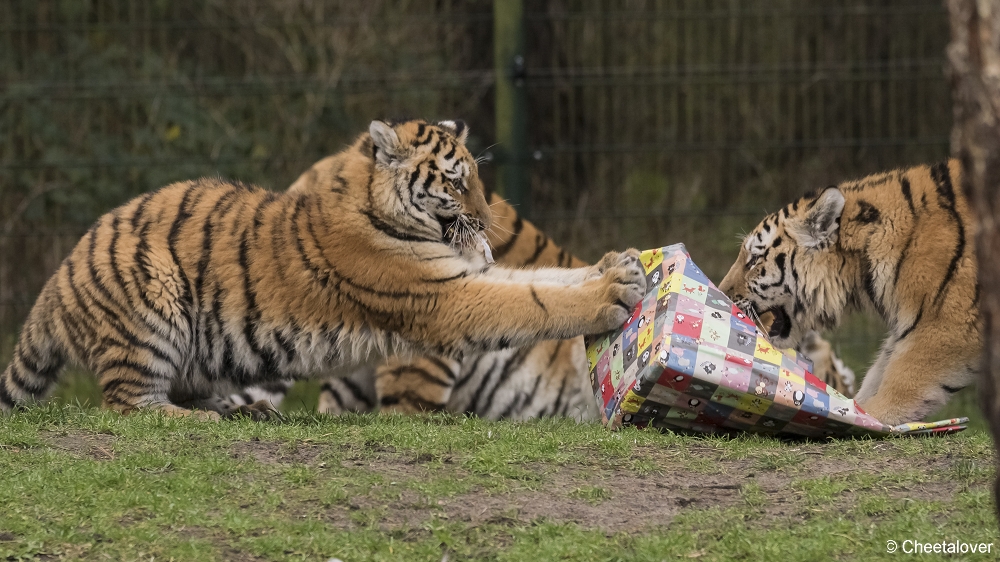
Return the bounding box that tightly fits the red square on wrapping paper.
[804,371,828,392]
[672,313,704,339]
[725,352,753,368]
[657,369,692,393]
[731,304,755,327]
[599,373,615,405]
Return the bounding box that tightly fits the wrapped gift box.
[585,244,967,437]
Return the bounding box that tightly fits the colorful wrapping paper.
[585,244,968,437]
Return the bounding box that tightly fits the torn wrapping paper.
[585,244,968,437]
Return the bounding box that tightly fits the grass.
[0,404,996,562]
[2,315,996,560]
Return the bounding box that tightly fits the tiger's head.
[719,187,851,349]
[368,119,492,251]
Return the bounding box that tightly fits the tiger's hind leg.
[375,356,461,414]
[152,403,223,421]
[94,346,221,420]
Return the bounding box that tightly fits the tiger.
[0,119,647,419]
[719,160,979,425]
[313,192,597,420]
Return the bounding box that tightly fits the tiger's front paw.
[595,248,641,273]
[859,394,933,427]
[594,249,646,330]
[230,400,284,422]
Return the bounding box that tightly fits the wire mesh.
[1,0,952,374]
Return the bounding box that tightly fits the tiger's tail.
[1,285,67,411]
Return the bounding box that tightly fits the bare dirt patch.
[223,437,979,534]
[40,430,117,461]
[231,438,325,465]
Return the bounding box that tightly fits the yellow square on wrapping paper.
[753,339,784,365]
[781,371,805,388]
[737,394,772,415]
[657,279,672,299]
[774,370,805,409]
[638,323,655,354]
[659,268,685,299]
[587,335,610,372]
[639,248,664,274]
[620,392,645,413]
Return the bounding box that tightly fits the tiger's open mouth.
[763,306,791,340]
[441,215,486,250]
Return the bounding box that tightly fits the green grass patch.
[0,404,996,561]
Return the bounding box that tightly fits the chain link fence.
[1,0,952,392]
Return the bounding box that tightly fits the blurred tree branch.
[0,178,64,240]
[946,0,1000,527]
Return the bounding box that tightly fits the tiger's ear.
[369,120,404,164]
[791,187,845,248]
[437,120,469,145]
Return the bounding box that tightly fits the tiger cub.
[315,192,597,420]
[719,160,979,425]
[0,119,646,419]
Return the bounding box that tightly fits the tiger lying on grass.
[229,162,855,419]
[720,160,979,425]
[0,119,648,419]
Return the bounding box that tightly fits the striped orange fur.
[720,160,980,424]
[316,193,597,420]
[0,119,647,419]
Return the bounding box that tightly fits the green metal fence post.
[493,0,529,218]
